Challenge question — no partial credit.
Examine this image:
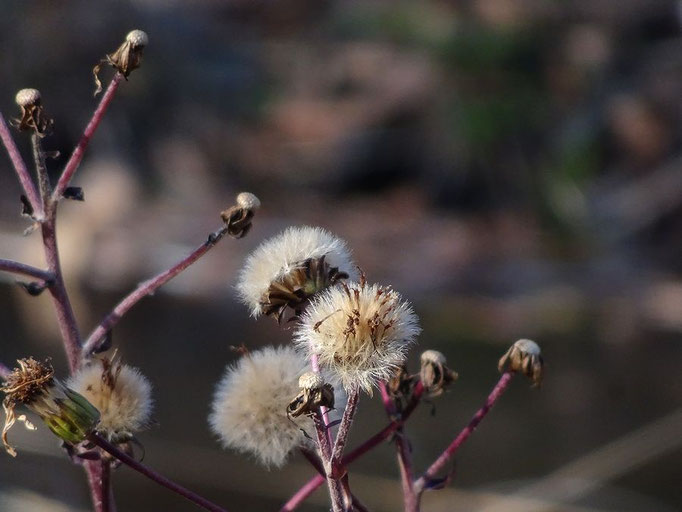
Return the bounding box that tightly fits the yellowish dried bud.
[298,371,324,391]
[15,89,41,108]
[420,350,446,366]
[13,89,52,136]
[419,350,457,397]
[220,192,260,239]
[93,29,149,95]
[125,30,149,48]
[498,339,544,387]
[288,372,335,419]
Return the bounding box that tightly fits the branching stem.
[0,259,54,282]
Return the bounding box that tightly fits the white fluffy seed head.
[236,192,261,211]
[209,346,343,468]
[236,226,356,317]
[126,30,149,47]
[67,361,153,441]
[294,281,420,394]
[15,89,41,107]
[421,350,446,365]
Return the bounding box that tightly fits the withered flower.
[13,88,53,137]
[386,364,416,412]
[2,358,100,457]
[220,192,261,239]
[237,226,356,321]
[93,29,149,95]
[498,339,544,387]
[420,350,458,398]
[287,372,335,419]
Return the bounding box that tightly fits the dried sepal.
[287,372,335,419]
[93,29,148,96]
[498,339,544,387]
[13,88,53,137]
[420,350,458,398]
[386,364,416,412]
[220,192,260,239]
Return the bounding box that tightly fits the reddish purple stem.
[81,225,230,356]
[52,73,123,202]
[0,112,43,219]
[0,258,54,282]
[90,434,228,512]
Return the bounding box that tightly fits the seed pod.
[220,192,261,239]
[13,88,53,136]
[93,29,149,95]
[419,350,458,397]
[287,371,335,418]
[498,339,544,387]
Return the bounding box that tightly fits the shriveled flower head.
[294,279,420,394]
[209,346,342,468]
[67,356,153,442]
[236,226,356,320]
[2,358,100,456]
[498,338,544,387]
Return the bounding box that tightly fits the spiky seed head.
[68,358,153,442]
[420,350,446,366]
[236,192,261,211]
[294,280,420,394]
[237,226,356,319]
[209,346,343,468]
[298,371,324,391]
[126,30,149,48]
[498,338,544,387]
[15,89,41,107]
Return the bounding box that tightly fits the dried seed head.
[2,358,100,456]
[498,339,544,387]
[125,30,149,48]
[237,226,356,320]
[15,89,41,108]
[12,89,52,137]
[386,364,416,413]
[220,192,260,239]
[298,371,324,391]
[209,346,343,468]
[67,356,153,443]
[294,280,420,394]
[288,371,335,419]
[419,350,458,397]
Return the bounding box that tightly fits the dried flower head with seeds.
[287,371,335,419]
[236,226,356,321]
[93,29,149,95]
[294,278,420,394]
[209,346,343,468]
[67,356,153,443]
[420,350,458,397]
[498,339,544,387]
[220,192,261,239]
[13,88,53,137]
[2,358,100,456]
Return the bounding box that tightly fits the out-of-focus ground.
[1,1,681,511]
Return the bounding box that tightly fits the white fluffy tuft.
[294,282,420,394]
[209,345,343,469]
[68,361,153,440]
[236,226,356,317]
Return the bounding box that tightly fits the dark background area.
[0,1,681,510]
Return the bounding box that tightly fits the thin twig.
[311,353,334,442]
[396,429,418,512]
[89,433,228,512]
[281,381,425,511]
[84,460,107,512]
[52,73,123,202]
[101,460,113,512]
[313,412,345,512]
[30,133,51,208]
[414,371,514,495]
[0,258,54,282]
[82,225,231,356]
[330,386,360,477]
[0,112,43,219]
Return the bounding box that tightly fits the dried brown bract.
[220,192,261,239]
[13,89,53,137]
[498,339,544,387]
[287,372,335,419]
[93,30,149,96]
[386,364,416,412]
[420,350,458,397]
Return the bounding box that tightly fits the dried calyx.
[420,350,458,398]
[498,339,544,387]
[287,372,335,419]
[13,88,53,137]
[93,29,149,95]
[2,358,100,457]
[386,364,416,412]
[220,192,260,239]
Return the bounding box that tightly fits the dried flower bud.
[386,364,416,413]
[13,88,53,137]
[498,339,544,387]
[287,372,335,419]
[220,192,260,239]
[93,29,149,95]
[420,350,458,397]
[2,358,100,456]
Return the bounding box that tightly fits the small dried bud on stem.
[220,192,260,239]
[498,338,544,387]
[287,372,335,419]
[13,88,53,137]
[94,29,149,95]
[420,350,458,397]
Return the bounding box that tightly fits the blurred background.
[0,0,681,510]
